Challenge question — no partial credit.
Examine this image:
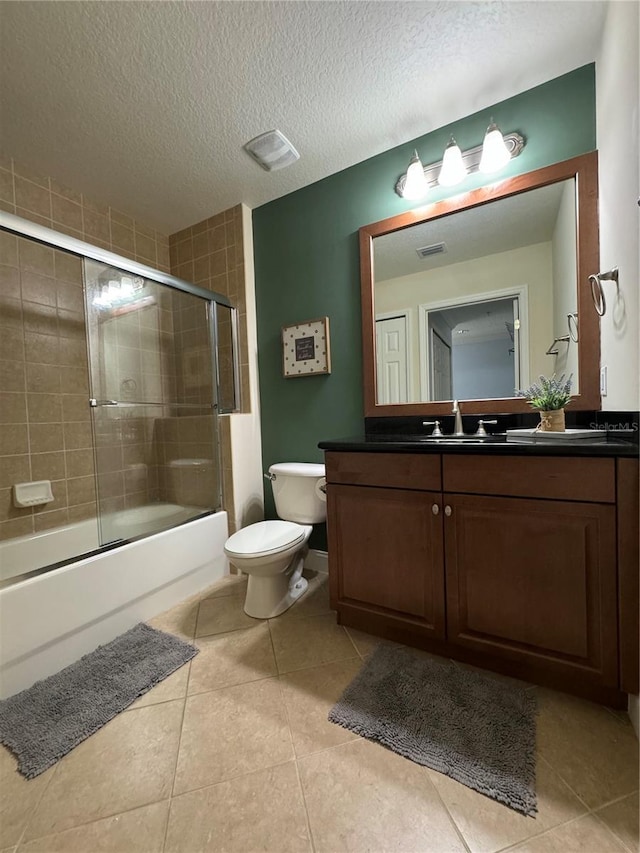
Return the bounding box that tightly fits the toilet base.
[244,554,309,619]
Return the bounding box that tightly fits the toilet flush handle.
[264,472,276,481]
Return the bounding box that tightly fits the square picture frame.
[282,317,331,378]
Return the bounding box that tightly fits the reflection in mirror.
[373,179,578,404]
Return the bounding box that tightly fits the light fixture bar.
[395,132,525,198]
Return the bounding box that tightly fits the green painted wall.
[253,64,596,544]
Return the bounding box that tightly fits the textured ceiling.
[0,1,607,234]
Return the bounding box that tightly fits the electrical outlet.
[600,366,608,396]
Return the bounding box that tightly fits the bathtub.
[0,510,229,698]
[0,503,210,583]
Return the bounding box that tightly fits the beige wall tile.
[21,270,57,307]
[54,250,83,284]
[67,501,97,523]
[63,421,92,450]
[29,422,64,453]
[27,392,62,423]
[0,454,30,488]
[26,362,62,396]
[0,516,33,540]
[23,303,58,337]
[49,178,81,204]
[24,331,59,365]
[65,449,94,478]
[0,264,21,298]
[0,392,27,423]
[0,423,28,455]
[0,167,14,204]
[0,296,23,330]
[34,507,69,532]
[0,327,25,362]
[1,231,19,267]
[31,451,66,481]
[66,475,96,506]
[14,176,51,219]
[13,161,48,188]
[0,359,26,392]
[51,194,83,232]
[18,237,55,276]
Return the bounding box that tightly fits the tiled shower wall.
[0,156,171,272]
[0,157,243,540]
[0,231,96,540]
[0,158,171,540]
[169,206,249,532]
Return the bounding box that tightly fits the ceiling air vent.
[416,242,447,259]
[243,130,300,172]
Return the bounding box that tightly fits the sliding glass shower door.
[84,260,223,546]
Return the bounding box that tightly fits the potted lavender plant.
[516,374,573,432]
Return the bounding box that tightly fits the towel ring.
[567,312,579,343]
[589,267,619,317]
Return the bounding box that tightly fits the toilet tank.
[269,462,326,524]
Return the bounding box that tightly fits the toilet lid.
[224,520,306,558]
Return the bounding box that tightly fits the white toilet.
[224,462,326,618]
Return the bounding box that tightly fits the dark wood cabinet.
[325,450,637,706]
[328,483,445,638]
[443,493,618,690]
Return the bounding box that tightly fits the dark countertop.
[318,434,639,458]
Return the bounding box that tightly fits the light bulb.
[402,150,429,200]
[479,120,511,173]
[438,137,467,187]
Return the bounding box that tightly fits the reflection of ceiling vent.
[415,242,447,259]
[243,130,300,172]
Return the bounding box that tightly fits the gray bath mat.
[0,622,198,779]
[329,644,537,816]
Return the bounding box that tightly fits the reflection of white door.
[431,329,452,400]
[376,314,408,403]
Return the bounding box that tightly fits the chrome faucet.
[452,400,464,436]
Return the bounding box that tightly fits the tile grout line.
[589,808,638,853]
[162,659,193,852]
[292,757,317,853]
[422,771,473,853]
[14,757,60,850]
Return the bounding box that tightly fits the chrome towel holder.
[589,267,619,317]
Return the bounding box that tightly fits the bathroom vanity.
[318,439,639,707]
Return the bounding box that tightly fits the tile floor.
[1,570,638,853]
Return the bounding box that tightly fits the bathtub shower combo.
[0,212,239,698]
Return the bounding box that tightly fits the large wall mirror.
[360,152,600,417]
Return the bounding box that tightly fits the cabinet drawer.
[443,456,615,503]
[325,451,441,491]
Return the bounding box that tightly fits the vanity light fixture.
[479,119,512,173]
[402,150,430,200]
[438,137,468,187]
[395,124,524,198]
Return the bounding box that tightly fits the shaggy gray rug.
[0,623,198,779]
[329,644,537,816]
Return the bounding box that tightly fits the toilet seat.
[224,520,307,560]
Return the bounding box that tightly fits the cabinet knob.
[432,503,439,515]
[444,505,452,517]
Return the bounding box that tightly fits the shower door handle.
[89,399,119,407]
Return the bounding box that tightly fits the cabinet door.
[444,493,618,686]
[327,484,445,637]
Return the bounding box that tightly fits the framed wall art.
[282,317,331,378]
